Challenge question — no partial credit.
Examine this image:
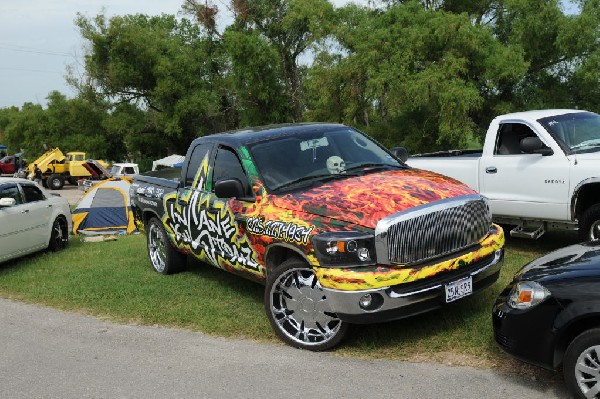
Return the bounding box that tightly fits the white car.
[110,163,139,177]
[0,177,72,263]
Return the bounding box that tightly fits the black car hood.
[516,242,600,283]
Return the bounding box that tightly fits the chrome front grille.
[374,195,491,265]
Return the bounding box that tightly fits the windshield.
[538,112,600,154]
[247,126,403,192]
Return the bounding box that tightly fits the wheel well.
[575,183,600,219]
[141,210,160,228]
[265,245,307,275]
[554,316,600,367]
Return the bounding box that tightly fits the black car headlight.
[508,281,551,310]
[313,231,376,267]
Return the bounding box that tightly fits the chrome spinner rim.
[575,344,600,398]
[148,223,166,273]
[52,219,65,248]
[270,267,342,347]
[589,221,600,241]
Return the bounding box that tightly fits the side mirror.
[214,178,245,199]
[520,137,553,156]
[390,147,409,163]
[0,198,16,207]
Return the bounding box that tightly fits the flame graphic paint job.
[270,168,475,228]
[315,227,505,290]
[131,124,507,349]
[154,144,503,292]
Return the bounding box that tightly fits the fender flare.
[264,242,313,276]
[570,178,600,220]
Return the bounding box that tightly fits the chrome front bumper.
[322,249,504,324]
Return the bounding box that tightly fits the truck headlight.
[508,281,550,309]
[313,232,376,267]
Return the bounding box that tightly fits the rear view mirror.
[390,147,409,163]
[520,137,553,156]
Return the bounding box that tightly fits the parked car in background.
[0,177,71,263]
[493,242,600,399]
[406,110,600,241]
[0,153,26,175]
[110,163,139,177]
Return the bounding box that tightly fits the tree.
[75,13,229,156]
[184,0,335,122]
[307,1,527,150]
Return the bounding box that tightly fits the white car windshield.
[247,127,404,192]
[539,112,600,153]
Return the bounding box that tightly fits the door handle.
[21,209,29,214]
[485,167,497,174]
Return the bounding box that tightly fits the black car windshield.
[247,127,403,192]
[538,112,600,154]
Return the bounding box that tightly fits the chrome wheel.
[49,217,68,251]
[268,265,346,350]
[148,222,167,273]
[575,345,600,398]
[589,221,600,241]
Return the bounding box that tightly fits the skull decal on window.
[326,156,346,174]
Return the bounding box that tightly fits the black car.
[493,242,600,398]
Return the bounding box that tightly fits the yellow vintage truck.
[27,148,109,190]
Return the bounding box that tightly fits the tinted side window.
[21,184,46,202]
[212,147,251,196]
[0,184,23,204]
[185,143,212,188]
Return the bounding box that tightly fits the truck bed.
[407,153,480,192]
[132,172,180,190]
[411,149,482,158]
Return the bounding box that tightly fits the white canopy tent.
[152,154,185,171]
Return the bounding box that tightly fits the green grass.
[0,230,580,370]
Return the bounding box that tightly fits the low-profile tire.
[563,328,600,399]
[48,216,69,251]
[146,217,186,274]
[579,204,600,241]
[48,174,65,190]
[264,258,349,351]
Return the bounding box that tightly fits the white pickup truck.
[403,109,600,240]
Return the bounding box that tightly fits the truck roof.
[191,123,347,147]
[495,109,594,121]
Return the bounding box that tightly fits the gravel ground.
[51,184,85,206]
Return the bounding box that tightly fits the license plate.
[445,276,473,303]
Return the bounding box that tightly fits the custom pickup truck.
[406,110,600,241]
[130,123,504,350]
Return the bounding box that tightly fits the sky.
[0,0,358,109]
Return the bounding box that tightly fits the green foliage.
[1,0,599,155]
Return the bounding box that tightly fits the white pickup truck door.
[480,139,571,221]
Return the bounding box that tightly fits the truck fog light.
[357,247,371,261]
[359,294,373,308]
[358,293,383,311]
